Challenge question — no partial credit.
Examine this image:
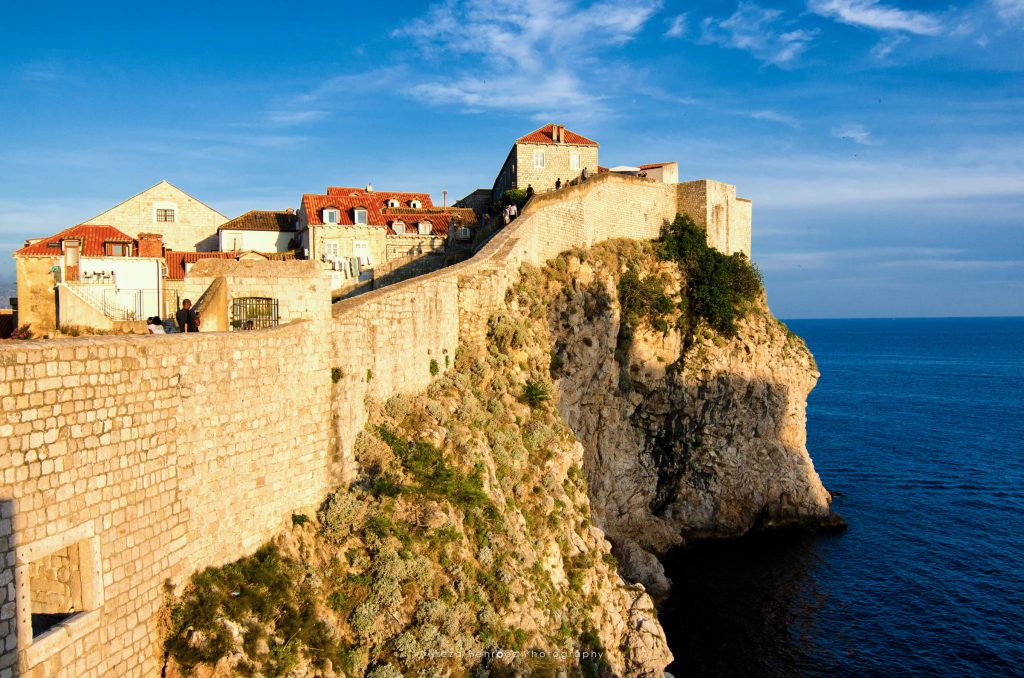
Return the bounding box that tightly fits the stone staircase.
[60,283,137,321]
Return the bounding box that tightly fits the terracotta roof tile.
[302,187,437,227]
[639,162,675,169]
[14,224,135,257]
[164,251,237,280]
[218,210,298,232]
[516,123,598,146]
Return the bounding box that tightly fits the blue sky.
[1,0,1022,317]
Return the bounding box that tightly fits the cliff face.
[515,241,837,596]
[165,235,837,677]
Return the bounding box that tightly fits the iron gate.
[231,297,279,330]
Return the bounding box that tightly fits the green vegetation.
[290,513,309,526]
[429,358,439,376]
[366,368,373,382]
[521,379,551,408]
[657,214,763,336]
[617,267,674,333]
[331,367,343,383]
[500,187,528,208]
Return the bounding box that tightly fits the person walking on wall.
[526,184,534,202]
[581,167,589,182]
[176,299,200,333]
[555,178,562,190]
[509,202,518,219]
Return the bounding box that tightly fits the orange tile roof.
[164,251,237,280]
[639,162,675,169]
[516,123,598,146]
[14,224,135,257]
[218,210,298,232]
[386,213,454,237]
[302,187,436,227]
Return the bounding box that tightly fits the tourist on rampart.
[581,167,589,182]
[555,178,562,190]
[526,184,534,202]
[176,299,200,333]
[509,203,518,219]
[147,316,165,334]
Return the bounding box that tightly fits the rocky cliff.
[164,223,839,677]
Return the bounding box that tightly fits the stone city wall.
[0,173,741,676]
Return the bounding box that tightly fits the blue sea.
[660,317,1024,677]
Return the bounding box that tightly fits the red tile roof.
[639,162,675,169]
[164,251,237,280]
[385,213,454,237]
[302,187,436,227]
[516,124,598,147]
[14,224,135,257]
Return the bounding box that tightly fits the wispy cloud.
[700,3,817,65]
[991,0,1024,24]
[18,60,67,83]
[831,122,874,144]
[392,0,663,117]
[749,109,801,127]
[266,110,328,126]
[870,33,908,58]
[808,0,943,35]
[665,13,688,37]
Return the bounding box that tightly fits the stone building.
[81,180,228,252]
[297,186,469,292]
[12,225,166,332]
[492,123,600,198]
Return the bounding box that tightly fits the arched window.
[409,199,423,209]
[387,199,400,208]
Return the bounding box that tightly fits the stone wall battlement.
[0,172,741,676]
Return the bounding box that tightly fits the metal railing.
[231,297,279,330]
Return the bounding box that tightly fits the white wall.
[219,230,293,253]
[72,257,163,318]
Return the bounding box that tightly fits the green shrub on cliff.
[657,214,762,336]
[617,267,674,333]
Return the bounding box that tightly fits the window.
[16,522,104,669]
[392,220,406,234]
[570,152,581,170]
[324,241,340,259]
[156,208,176,223]
[353,208,368,224]
[534,150,545,168]
[231,297,279,330]
[353,240,369,257]
[105,243,128,256]
[323,208,340,224]
[409,199,422,209]
[63,240,80,267]
[418,221,432,235]
[387,199,400,208]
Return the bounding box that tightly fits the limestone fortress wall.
[0,173,746,676]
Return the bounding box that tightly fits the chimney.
[553,124,564,143]
[285,207,295,214]
[137,232,164,258]
[365,183,374,192]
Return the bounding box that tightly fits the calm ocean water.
[660,317,1024,677]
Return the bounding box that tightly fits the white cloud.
[700,3,817,65]
[992,0,1024,23]
[665,13,687,37]
[749,109,801,127]
[808,0,943,35]
[266,110,328,126]
[392,0,662,116]
[831,122,874,144]
[870,33,908,58]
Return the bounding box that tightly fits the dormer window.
[392,220,406,234]
[387,199,400,208]
[323,208,340,224]
[105,242,130,256]
[418,221,432,235]
[353,208,368,225]
[409,199,422,209]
